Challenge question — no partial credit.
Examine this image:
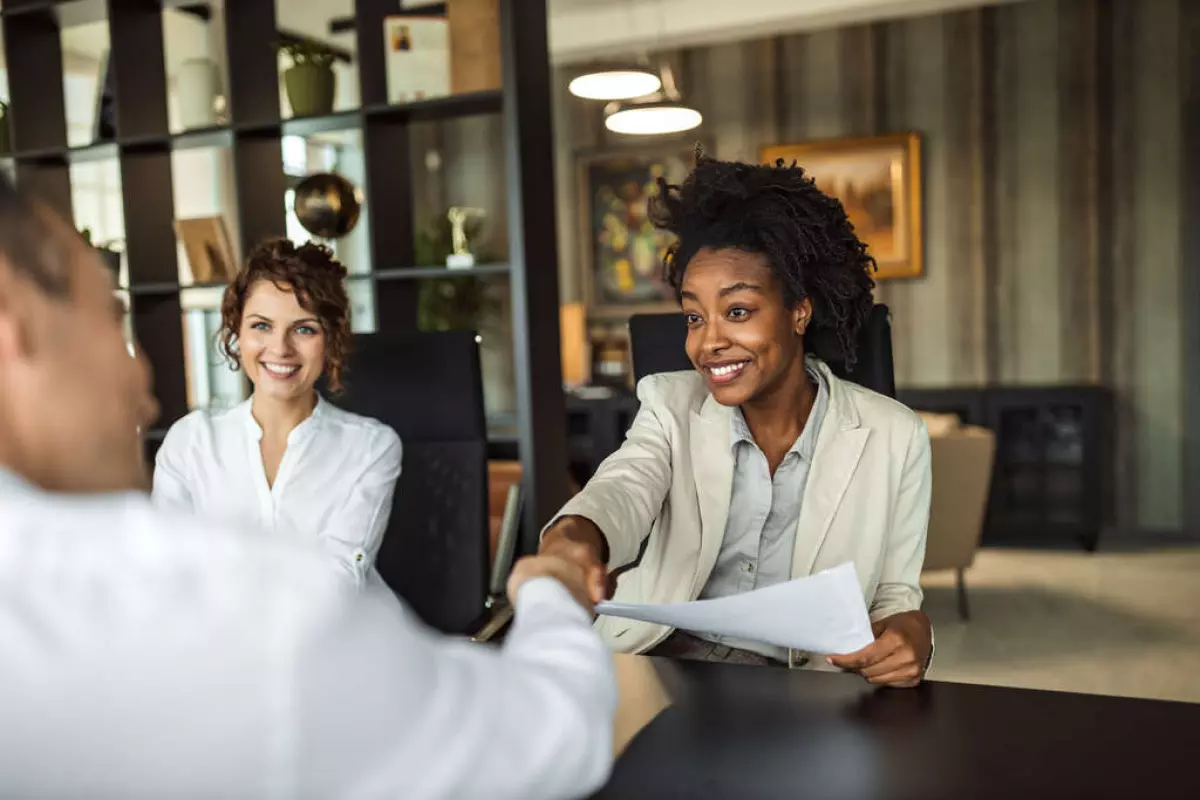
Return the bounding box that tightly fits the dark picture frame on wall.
[762,132,923,280]
[577,146,694,317]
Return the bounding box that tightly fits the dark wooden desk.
[599,656,1199,799]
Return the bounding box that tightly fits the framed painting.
[761,132,923,280]
[577,147,693,317]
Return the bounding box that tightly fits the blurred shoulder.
[633,370,708,418]
[160,404,244,449]
[2,486,344,610]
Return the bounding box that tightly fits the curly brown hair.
[219,238,352,392]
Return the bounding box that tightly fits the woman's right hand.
[538,516,610,606]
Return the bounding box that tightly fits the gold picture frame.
[762,132,923,280]
[577,146,694,318]
[174,215,239,284]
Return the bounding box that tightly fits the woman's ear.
[793,296,813,336]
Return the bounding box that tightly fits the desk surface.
[601,655,1200,799]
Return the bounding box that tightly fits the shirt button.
[743,561,755,574]
[355,553,364,562]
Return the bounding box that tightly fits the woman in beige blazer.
[542,152,933,687]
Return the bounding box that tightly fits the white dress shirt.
[0,468,616,799]
[153,395,402,584]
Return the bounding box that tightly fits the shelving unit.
[0,0,570,546]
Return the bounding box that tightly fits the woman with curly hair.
[540,151,933,687]
[152,238,401,585]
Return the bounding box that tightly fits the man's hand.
[537,516,609,606]
[507,554,598,612]
[826,610,932,688]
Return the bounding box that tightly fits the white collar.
[239,393,327,443]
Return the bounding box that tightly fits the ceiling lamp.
[604,98,702,135]
[568,66,662,101]
[603,66,701,136]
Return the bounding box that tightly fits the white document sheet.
[595,562,874,655]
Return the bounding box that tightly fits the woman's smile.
[260,361,301,380]
[703,359,751,385]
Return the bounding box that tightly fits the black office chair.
[330,330,508,636]
[629,304,897,398]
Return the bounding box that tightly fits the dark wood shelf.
[124,267,510,295]
[0,0,107,28]
[13,141,118,165]
[5,91,504,162]
[13,129,236,162]
[365,90,503,123]
[367,264,511,281]
[166,126,236,151]
[280,109,364,138]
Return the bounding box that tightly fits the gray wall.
[553,0,1195,533]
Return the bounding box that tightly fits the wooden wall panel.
[1057,0,1103,385]
[1013,0,1063,383]
[1181,0,1200,535]
[1132,0,1184,531]
[901,14,952,386]
[873,19,912,376]
[945,10,988,386]
[989,4,1022,384]
[1108,0,1140,530]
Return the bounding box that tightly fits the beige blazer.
[551,361,931,657]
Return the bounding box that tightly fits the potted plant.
[414,214,502,332]
[414,213,514,413]
[278,41,337,117]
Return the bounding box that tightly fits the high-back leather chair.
[629,304,897,398]
[330,331,490,635]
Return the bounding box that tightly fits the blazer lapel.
[791,364,870,577]
[689,394,733,594]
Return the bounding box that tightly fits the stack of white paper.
[595,561,874,655]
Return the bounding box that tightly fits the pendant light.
[603,64,701,136]
[567,1,663,102]
[568,65,662,101]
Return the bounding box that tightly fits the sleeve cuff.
[541,502,629,571]
[514,576,591,623]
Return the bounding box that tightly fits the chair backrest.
[922,425,997,571]
[629,304,897,398]
[329,331,489,635]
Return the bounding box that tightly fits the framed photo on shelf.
[761,132,923,280]
[383,16,450,104]
[577,147,693,318]
[175,215,238,284]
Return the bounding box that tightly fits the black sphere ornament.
[293,172,362,238]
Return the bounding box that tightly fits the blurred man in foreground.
[0,178,614,799]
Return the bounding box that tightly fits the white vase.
[177,58,222,129]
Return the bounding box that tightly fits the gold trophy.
[446,206,486,269]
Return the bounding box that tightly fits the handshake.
[508,516,609,611]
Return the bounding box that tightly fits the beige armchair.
[918,413,996,620]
